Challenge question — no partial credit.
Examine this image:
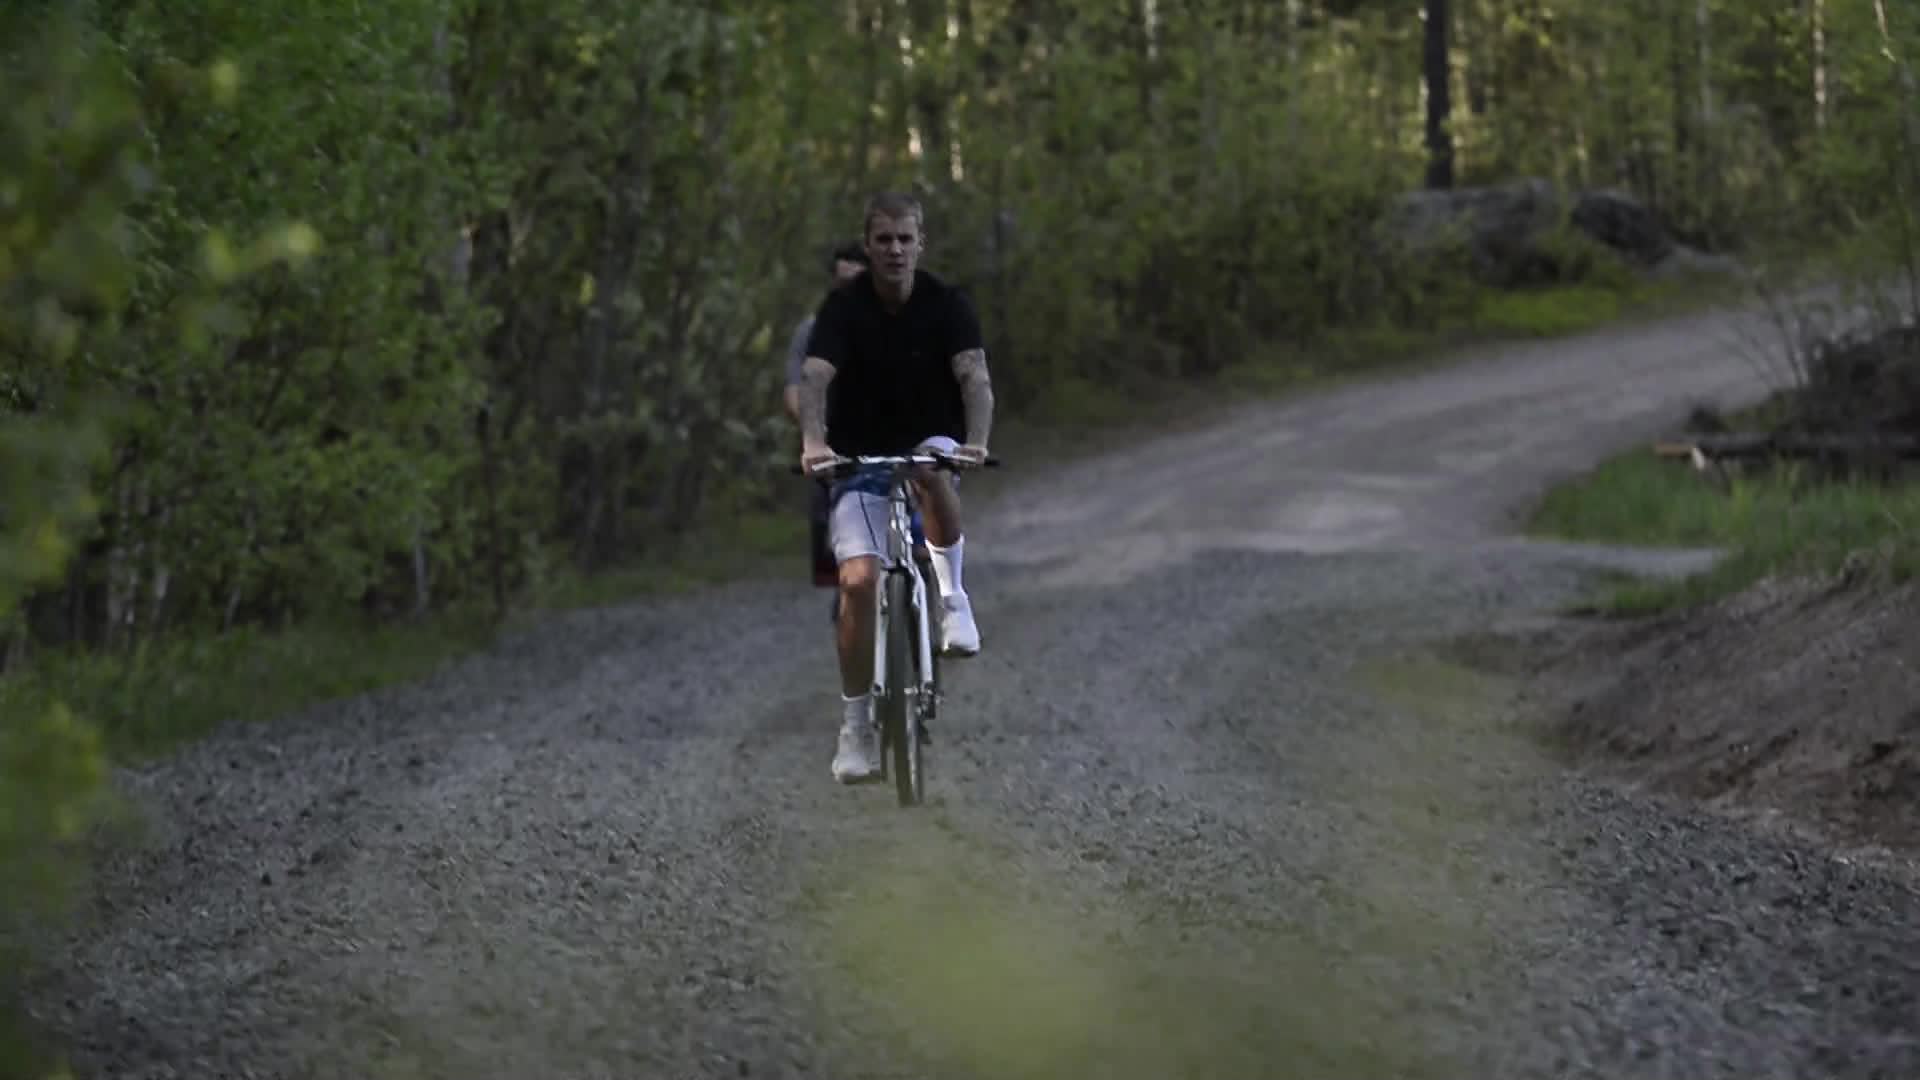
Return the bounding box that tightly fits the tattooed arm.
[951,347,994,454]
[797,355,837,462]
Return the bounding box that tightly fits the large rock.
[1378,179,1743,288]
[1382,177,1563,286]
[1570,189,1675,266]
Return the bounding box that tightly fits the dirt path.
[26,301,1920,1079]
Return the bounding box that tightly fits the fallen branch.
[1654,432,1920,463]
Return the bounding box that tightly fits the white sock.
[928,536,964,599]
[842,693,870,725]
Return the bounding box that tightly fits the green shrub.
[1530,451,1920,611]
[0,14,311,1073]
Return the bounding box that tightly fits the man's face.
[864,213,922,289]
[832,258,865,285]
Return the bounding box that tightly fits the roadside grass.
[0,507,812,764]
[0,610,495,762]
[1471,282,1631,336]
[2,274,1746,767]
[527,506,807,609]
[1527,449,1920,614]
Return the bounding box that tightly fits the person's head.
[861,191,925,292]
[827,241,868,286]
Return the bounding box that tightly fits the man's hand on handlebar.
[949,444,989,469]
[800,441,845,476]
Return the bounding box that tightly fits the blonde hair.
[863,191,924,236]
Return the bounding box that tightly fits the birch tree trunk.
[1813,0,1828,133]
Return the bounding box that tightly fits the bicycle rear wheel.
[882,571,922,806]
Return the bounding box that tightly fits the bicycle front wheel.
[882,571,922,806]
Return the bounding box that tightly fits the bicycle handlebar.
[788,452,1003,478]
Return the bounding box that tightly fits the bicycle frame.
[862,457,943,723]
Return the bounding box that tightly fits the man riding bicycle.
[795,191,995,784]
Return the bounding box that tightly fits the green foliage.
[1,12,136,939]
[0,16,146,1075]
[12,0,1904,677]
[82,0,481,633]
[0,12,315,1073]
[0,704,108,916]
[1529,451,1920,613]
[0,0,1899,770]
[2,616,489,761]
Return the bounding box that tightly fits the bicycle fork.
[869,575,890,702]
[910,566,937,725]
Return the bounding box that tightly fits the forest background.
[5,2,1918,1058]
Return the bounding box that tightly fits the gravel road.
[24,302,1920,1079]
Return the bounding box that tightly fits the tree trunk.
[1669,3,1690,218]
[411,527,430,619]
[573,75,653,571]
[1876,0,1919,136]
[1696,0,1712,131]
[1138,0,1158,114]
[1695,0,1714,242]
[991,160,1012,369]
[1286,0,1302,139]
[854,0,881,192]
[1812,0,1828,133]
[908,0,948,182]
[0,615,25,677]
[1463,0,1487,116]
[104,481,134,654]
[147,503,171,636]
[1423,0,1454,189]
[1874,0,1920,315]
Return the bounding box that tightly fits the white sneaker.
[939,593,981,657]
[831,704,882,784]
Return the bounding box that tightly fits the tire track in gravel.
[23,300,1920,1079]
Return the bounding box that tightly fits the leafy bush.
[0,14,313,1072]
[2,10,138,941]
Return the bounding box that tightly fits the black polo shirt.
[805,269,984,456]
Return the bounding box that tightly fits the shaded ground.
[1485,550,1920,861]
[18,298,1920,1079]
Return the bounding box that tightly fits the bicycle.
[796,450,1001,807]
